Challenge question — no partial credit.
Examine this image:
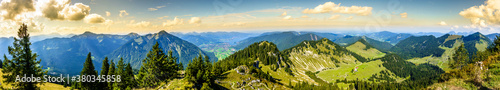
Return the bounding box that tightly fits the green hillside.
[346,39,386,59]
[391,35,446,59]
[333,35,393,52]
[235,31,322,51]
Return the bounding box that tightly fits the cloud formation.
[148,8,157,11]
[0,0,36,20]
[189,17,201,24]
[459,0,500,27]
[84,14,105,24]
[283,16,292,20]
[38,0,91,21]
[119,10,129,17]
[400,12,407,18]
[281,12,287,16]
[439,21,447,26]
[106,11,110,16]
[163,17,183,26]
[103,19,113,26]
[303,2,372,16]
[149,5,165,11]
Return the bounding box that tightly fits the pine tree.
[489,35,500,52]
[185,54,214,89]
[2,24,46,89]
[114,58,126,89]
[108,60,116,90]
[80,52,98,90]
[451,44,469,69]
[138,42,181,87]
[124,63,136,88]
[100,57,110,90]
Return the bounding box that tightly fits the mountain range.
[107,30,217,69]
[390,32,491,59]
[235,31,322,51]
[31,31,141,75]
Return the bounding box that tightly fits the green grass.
[216,65,289,90]
[427,79,478,90]
[406,40,463,71]
[476,39,488,52]
[346,42,386,59]
[316,60,384,82]
[200,43,236,60]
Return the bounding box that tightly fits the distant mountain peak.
[128,32,139,36]
[157,30,169,35]
[82,31,95,35]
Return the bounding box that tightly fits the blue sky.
[0,0,497,37]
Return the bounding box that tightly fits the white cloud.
[163,17,183,26]
[106,11,110,16]
[0,0,36,21]
[303,2,372,16]
[439,21,447,26]
[346,16,353,20]
[84,14,105,24]
[301,15,309,18]
[400,12,407,18]
[329,15,341,19]
[102,19,113,26]
[283,16,292,20]
[281,12,287,16]
[149,5,166,11]
[148,8,157,11]
[38,0,91,21]
[457,0,500,27]
[128,21,150,28]
[119,10,128,17]
[189,17,201,24]
[156,5,166,9]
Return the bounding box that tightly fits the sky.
[0,0,498,37]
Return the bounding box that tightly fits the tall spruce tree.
[80,52,98,90]
[100,57,110,89]
[185,54,214,88]
[451,44,469,69]
[137,42,181,87]
[108,60,116,90]
[113,58,126,89]
[2,24,46,89]
[124,63,136,88]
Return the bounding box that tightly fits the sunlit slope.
[406,33,492,71]
[346,39,386,59]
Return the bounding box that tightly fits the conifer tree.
[2,24,46,89]
[124,63,136,87]
[80,52,98,90]
[114,58,126,89]
[137,42,181,87]
[451,44,469,69]
[100,57,110,89]
[108,60,116,90]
